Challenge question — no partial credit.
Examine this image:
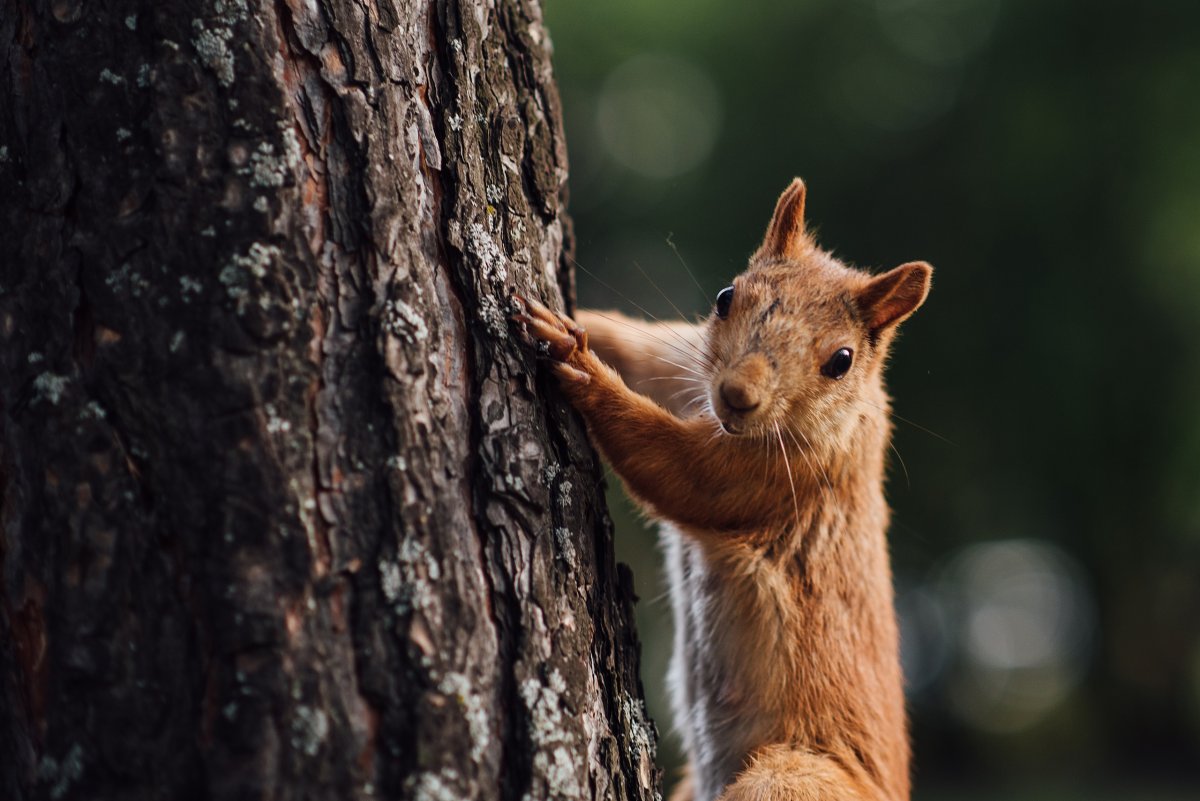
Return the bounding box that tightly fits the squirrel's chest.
[661,524,788,801]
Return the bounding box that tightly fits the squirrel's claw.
[513,295,590,365]
[551,362,592,385]
[516,312,578,361]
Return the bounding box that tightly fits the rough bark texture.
[0,2,658,800]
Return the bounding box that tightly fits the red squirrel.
[516,179,932,801]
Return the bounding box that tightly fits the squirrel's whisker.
[639,375,706,386]
[632,258,704,337]
[665,231,709,300]
[774,421,801,527]
[672,388,705,407]
[571,258,711,363]
[889,441,911,489]
[857,398,955,446]
[667,384,706,401]
[783,423,837,510]
[678,393,710,420]
[582,308,711,370]
[650,354,708,379]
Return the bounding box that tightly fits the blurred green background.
[543,0,1200,798]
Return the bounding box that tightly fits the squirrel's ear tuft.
[756,178,810,260]
[856,261,933,334]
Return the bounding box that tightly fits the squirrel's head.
[704,178,932,454]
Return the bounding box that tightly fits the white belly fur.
[662,522,774,801]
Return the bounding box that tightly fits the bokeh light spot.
[595,53,723,179]
[940,540,1095,733]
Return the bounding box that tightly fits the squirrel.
[515,178,932,801]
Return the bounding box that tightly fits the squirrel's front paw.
[513,295,593,385]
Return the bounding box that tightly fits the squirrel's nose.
[720,379,761,413]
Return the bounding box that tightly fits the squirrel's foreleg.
[516,297,788,534]
[574,309,710,417]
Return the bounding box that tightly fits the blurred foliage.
[543,0,1200,797]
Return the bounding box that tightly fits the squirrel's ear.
[756,178,810,260]
[856,261,932,333]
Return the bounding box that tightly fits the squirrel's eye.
[821,348,854,379]
[715,286,734,319]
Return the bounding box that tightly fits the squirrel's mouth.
[717,417,744,435]
[713,402,756,435]
[712,389,764,436]
[711,362,771,436]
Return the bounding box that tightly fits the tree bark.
[0,2,657,800]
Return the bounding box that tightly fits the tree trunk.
[0,2,657,800]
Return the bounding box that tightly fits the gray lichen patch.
[539,748,582,800]
[438,672,489,762]
[379,560,402,604]
[466,221,507,283]
[105,263,152,297]
[445,217,512,337]
[248,141,290,187]
[218,269,248,301]
[212,0,251,19]
[179,275,203,300]
[401,536,442,583]
[33,373,71,406]
[191,21,235,87]
[555,478,574,511]
[280,125,302,170]
[292,704,329,757]
[624,694,657,791]
[220,243,281,307]
[264,403,292,434]
[36,742,84,800]
[554,527,577,568]
[80,401,107,421]
[379,536,443,619]
[509,217,528,245]
[476,293,507,339]
[234,242,279,278]
[521,670,585,798]
[405,768,462,801]
[384,298,428,343]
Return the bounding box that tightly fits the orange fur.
[515,178,932,801]
[669,764,696,801]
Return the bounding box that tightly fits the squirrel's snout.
[714,354,773,433]
[720,379,761,413]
